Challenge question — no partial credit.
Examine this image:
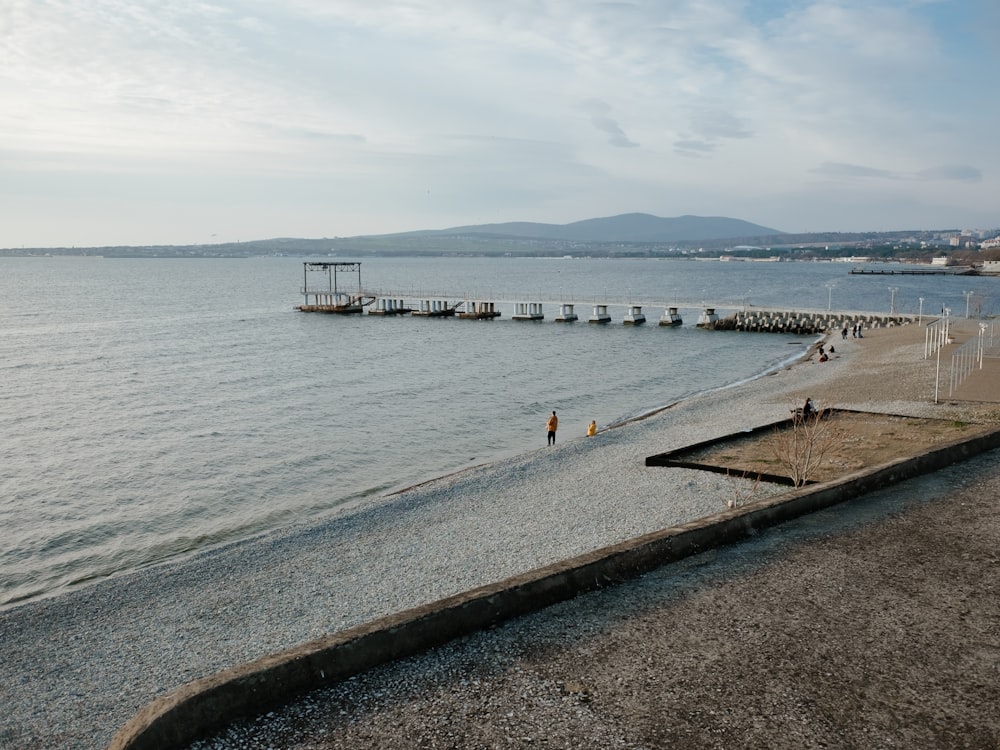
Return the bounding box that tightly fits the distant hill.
[403,213,783,243]
[29,215,972,259]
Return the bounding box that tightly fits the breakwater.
[709,309,916,335]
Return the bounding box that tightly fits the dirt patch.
[679,411,990,484]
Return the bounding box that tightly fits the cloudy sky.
[2,0,997,247]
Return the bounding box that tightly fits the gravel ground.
[1,322,996,750]
[190,449,1000,750]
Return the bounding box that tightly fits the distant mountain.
[406,213,783,243]
[0,213,788,257]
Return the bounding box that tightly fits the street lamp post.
[963,290,974,319]
[918,297,924,324]
[824,283,834,312]
[889,286,898,315]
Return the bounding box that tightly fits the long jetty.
[296,262,917,334]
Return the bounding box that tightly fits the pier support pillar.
[458,301,501,320]
[555,303,578,322]
[413,299,450,316]
[589,304,611,324]
[513,302,544,321]
[659,307,682,327]
[696,307,719,329]
[623,305,646,325]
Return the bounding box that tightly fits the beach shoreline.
[2,320,996,750]
[382,335,818,501]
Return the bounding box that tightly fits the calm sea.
[1,256,995,607]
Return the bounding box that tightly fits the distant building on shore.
[980,260,1000,274]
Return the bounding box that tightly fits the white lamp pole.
[934,307,951,404]
[935,330,941,404]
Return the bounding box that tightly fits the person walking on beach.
[546,411,558,445]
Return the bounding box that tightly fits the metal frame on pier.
[298,262,374,313]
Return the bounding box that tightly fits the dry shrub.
[724,470,763,509]
[769,408,837,487]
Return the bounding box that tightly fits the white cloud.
[916,165,983,183]
[0,0,997,246]
[578,99,638,148]
[812,162,983,183]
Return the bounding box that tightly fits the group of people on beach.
[545,410,597,445]
[841,324,864,340]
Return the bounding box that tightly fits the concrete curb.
[107,425,1000,750]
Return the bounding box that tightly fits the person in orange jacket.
[587,420,597,437]
[546,410,558,445]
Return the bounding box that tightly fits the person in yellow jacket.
[546,410,558,445]
[587,420,597,437]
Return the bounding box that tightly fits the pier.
[295,262,919,334]
[849,266,976,276]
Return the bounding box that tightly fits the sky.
[2,0,998,247]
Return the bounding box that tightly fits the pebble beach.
[2,320,996,750]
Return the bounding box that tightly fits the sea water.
[0,255,994,607]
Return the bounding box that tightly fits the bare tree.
[769,408,837,487]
